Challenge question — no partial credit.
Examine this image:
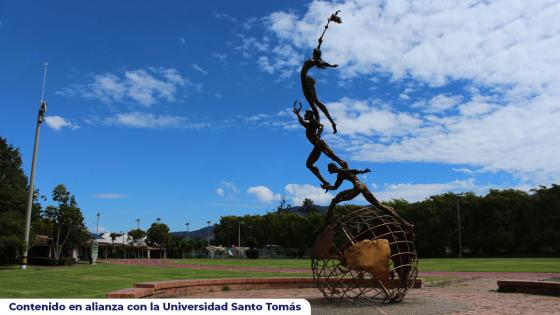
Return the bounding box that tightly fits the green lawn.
[419,258,560,273]
[1,258,558,298]
[173,257,560,273]
[0,262,308,298]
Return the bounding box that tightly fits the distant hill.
[171,226,214,239]
[281,205,328,215]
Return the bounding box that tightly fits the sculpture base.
[311,206,418,304]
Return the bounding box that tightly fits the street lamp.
[206,221,211,245]
[185,222,190,240]
[120,231,126,259]
[96,212,101,234]
[135,218,141,229]
[238,221,244,247]
[21,63,48,270]
[456,195,463,258]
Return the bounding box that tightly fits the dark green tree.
[127,228,146,246]
[0,137,41,260]
[146,221,170,248]
[42,184,89,260]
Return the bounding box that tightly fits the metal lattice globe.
[311,206,418,304]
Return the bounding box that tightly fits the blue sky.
[1,0,559,234]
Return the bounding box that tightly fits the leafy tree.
[146,221,170,248]
[302,198,317,213]
[276,198,291,213]
[127,228,146,246]
[0,137,41,260]
[110,232,120,245]
[42,184,89,260]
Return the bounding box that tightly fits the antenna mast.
[21,62,49,270]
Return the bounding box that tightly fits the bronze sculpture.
[294,10,418,304]
[300,11,342,134]
[293,101,348,187]
[323,163,414,233]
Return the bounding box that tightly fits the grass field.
[1,258,558,298]
[174,258,560,273]
[0,263,308,298]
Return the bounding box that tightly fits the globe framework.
[311,206,418,304]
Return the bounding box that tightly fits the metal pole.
[185,222,190,240]
[21,64,48,270]
[456,197,463,258]
[96,212,100,234]
[238,222,241,247]
[207,221,211,245]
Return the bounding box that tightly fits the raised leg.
[320,140,348,168]
[325,189,360,225]
[306,147,329,186]
[315,99,337,134]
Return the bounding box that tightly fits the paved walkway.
[187,277,560,314]
[108,260,560,314]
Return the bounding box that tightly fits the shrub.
[246,248,259,259]
[28,256,75,266]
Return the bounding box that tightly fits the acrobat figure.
[293,102,348,187]
[323,163,414,233]
[301,49,339,134]
[300,12,342,134]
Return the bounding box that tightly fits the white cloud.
[216,181,238,197]
[44,115,78,131]
[93,193,127,199]
[105,112,207,129]
[284,184,334,206]
[452,167,476,175]
[413,94,463,113]
[213,53,227,62]
[216,187,225,196]
[375,179,484,202]
[257,0,560,184]
[179,37,186,45]
[328,98,423,137]
[61,68,188,107]
[222,181,238,193]
[247,186,281,204]
[192,64,208,75]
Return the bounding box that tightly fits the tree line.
[213,188,560,258]
[2,136,559,260]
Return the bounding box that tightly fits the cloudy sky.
[1,0,559,233]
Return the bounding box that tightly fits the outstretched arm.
[293,101,309,127]
[349,168,371,175]
[317,60,338,68]
[324,175,344,191]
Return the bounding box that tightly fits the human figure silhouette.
[323,163,414,233]
[293,102,348,187]
[301,48,339,134]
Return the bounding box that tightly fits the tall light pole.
[21,63,48,270]
[206,221,211,245]
[456,195,463,258]
[185,222,190,240]
[96,212,101,234]
[238,221,243,247]
[135,218,141,229]
[120,231,126,259]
